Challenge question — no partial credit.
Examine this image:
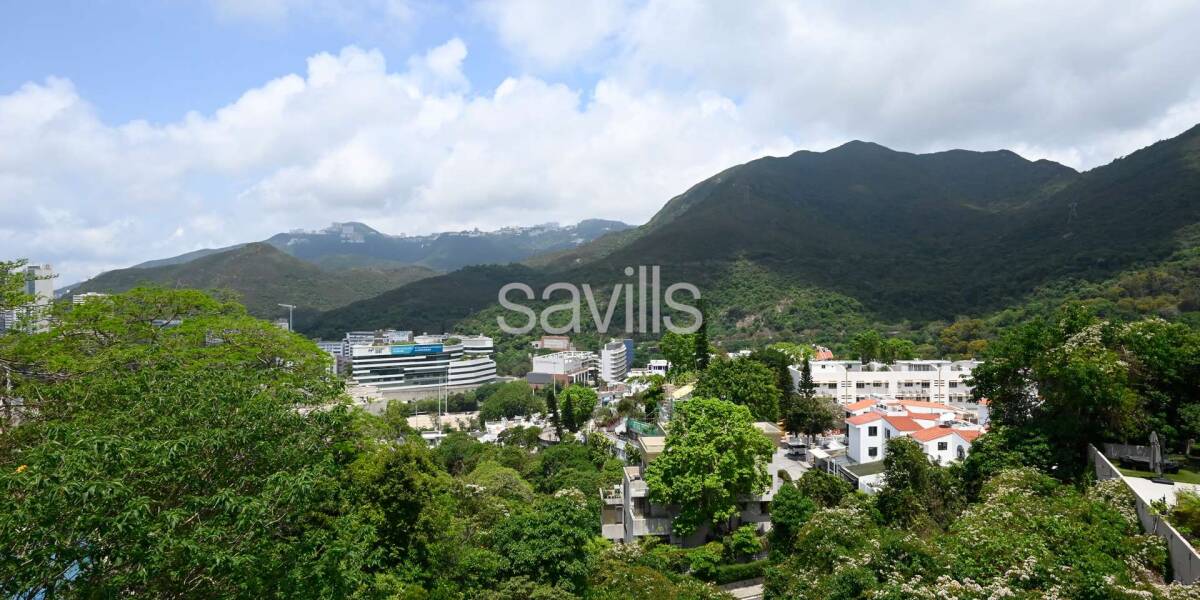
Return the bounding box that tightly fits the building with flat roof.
[350,334,496,394]
[790,359,981,404]
[598,339,628,383]
[531,350,595,385]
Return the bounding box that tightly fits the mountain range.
[132,219,630,272]
[303,124,1200,354]
[67,124,1200,358]
[67,219,631,318]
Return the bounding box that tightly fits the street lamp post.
[278,303,295,331]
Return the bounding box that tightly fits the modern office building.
[790,359,981,404]
[350,334,496,394]
[622,338,635,371]
[2,264,55,333]
[598,339,628,383]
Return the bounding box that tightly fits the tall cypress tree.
[799,357,817,400]
[560,389,576,433]
[694,299,710,371]
[546,383,564,440]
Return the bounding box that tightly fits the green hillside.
[303,125,1200,359]
[71,243,436,321]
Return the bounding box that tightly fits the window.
[884,429,891,439]
[949,381,959,388]
[868,447,878,457]
[937,441,948,451]
[957,446,966,460]
[827,383,837,390]
[868,426,878,437]
[921,382,931,388]
[856,382,866,389]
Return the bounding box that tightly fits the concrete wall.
[1090,445,1200,584]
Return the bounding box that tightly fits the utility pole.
[278,303,295,331]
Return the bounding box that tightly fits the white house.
[844,398,982,465]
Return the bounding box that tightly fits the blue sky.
[4,1,1200,284]
[1,1,528,123]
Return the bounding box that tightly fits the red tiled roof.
[956,429,983,443]
[883,415,922,432]
[910,427,954,442]
[908,413,941,421]
[911,427,984,443]
[844,399,877,412]
[846,412,883,426]
[897,400,951,410]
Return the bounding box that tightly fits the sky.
[4,1,1200,284]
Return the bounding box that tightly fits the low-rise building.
[791,359,981,404]
[531,350,596,385]
[843,398,982,466]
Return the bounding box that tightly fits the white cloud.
[475,0,633,69]
[7,1,1200,284]
[481,0,1200,167]
[2,41,789,283]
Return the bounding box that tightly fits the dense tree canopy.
[644,397,775,536]
[694,358,781,421]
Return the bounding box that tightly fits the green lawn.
[1118,455,1200,484]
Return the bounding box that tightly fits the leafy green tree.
[767,483,816,556]
[851,330,882,363]
[878,338,916,363]
[558,385,598,433]
[749,347,795,396]
[783,394,838,447]
[479,380,544,421]
[724,524,763,561]
[434,430,494,475]
[492,489,596,593]
[644,397,775,535]
[0,288,371,597]
[464,461,535,504]
[792,469,852,508]
[641,375,665,421]
[971,305,1200,469]
[695,358,781,421]
[875,437,960,530]
[658,331,696,377]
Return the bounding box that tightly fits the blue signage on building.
[390,344,444,355]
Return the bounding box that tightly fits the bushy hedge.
[697,559,767,585]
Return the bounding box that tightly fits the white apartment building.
[598,339,628,383]
[71,292,109,305]
[531,350,596,384]
[350,334,496,393]
[791,359,981,404]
